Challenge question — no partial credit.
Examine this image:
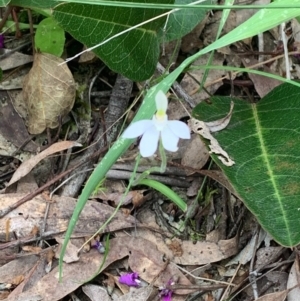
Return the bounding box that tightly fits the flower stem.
[159,139,167,173]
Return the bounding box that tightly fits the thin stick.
[281,22,291,79]
[172,262,235,287]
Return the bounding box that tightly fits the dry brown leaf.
[181,135,209,172]
[10,275,24,286]
[189,119,234,166]
[82,284,112,301]
[23,53,76,134]
[242,57,281,98]
[0,194,136,238]
[55,237,80,263]
[0,90,38,153]
[180,52,225,105]
[22,246,42,253]
[8,237,190,301]
[0,291,10,299]
[173,237,238,265]
[7,141,81,187]
[287,260,300,301]
[226,229,266,266]
[115,287,153,301]
[0,255,38,285]
[256,290,287,301]
[205,101,234,133]
[189,102,234,166]
[0,51,33,71]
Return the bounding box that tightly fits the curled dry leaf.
[189,101,235,166]
[23,53,76,134]
[7,141,81,187]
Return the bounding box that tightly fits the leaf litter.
[0,2,299,301]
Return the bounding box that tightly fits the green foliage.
[138,179,187,212]
[161,0,215,42]
[0,0,9,7]
[192,83,300,247]
[53,0,172,81]
[10,0,59,8]
[35,17,65,57]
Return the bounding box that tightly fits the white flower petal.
[167,121,191,139]
[155,90,168,113]
[161,126,180,152]
[122,120,153,138]
[139,126,160,157]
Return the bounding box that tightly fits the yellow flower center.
[156,109,166,121]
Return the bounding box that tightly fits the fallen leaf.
[0,51,33,71]
[115,287,153,301]
[242,57,281,98]
[0,194,136,238]
[181,135,209,172]
[180,52,225,105]
[256,290,287,301]
[173,237,238,265]
[0,90,37,153]
[10,275,24,286]
[22,246,42,253]
[7,141,81,187]
[189,118,235,166]
[6,237,191,301]
[0,255,38,285]
[22,52,76,134]
[55,238,80,263]
[287,260,300,301]
[205,101,234,132]
[226,229,266,266]
[82,284,112,301]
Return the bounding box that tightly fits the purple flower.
[159,278,176,301]
[160,289,172,301]
[119,272,140,287]
[91,240,105,253]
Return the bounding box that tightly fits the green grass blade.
[51,0,300,10]
[137,179,187,212]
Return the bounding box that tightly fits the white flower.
[122,90,191,157]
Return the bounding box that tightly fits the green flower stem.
[137,178,187,212]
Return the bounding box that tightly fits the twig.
[107,169,190,187]
[156,62,195,108]
[0,146,108,218]
[172,262,235,286]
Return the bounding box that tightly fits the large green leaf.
[162,0,216,42]
[0,0,10,7]
[192,83,300,247]
[10,0,59,8]
[53,1,171,81]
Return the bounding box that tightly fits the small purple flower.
[91,240,105,254]
[119,272,140,287]
[159,278,176,301]
[0,35,4,48]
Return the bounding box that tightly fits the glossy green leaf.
[0,0,10,7]
[53,1,171,81]
[10,0,59,8]
[192,83,300,247]
[35,17,65,57]
[162,0,215,42]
